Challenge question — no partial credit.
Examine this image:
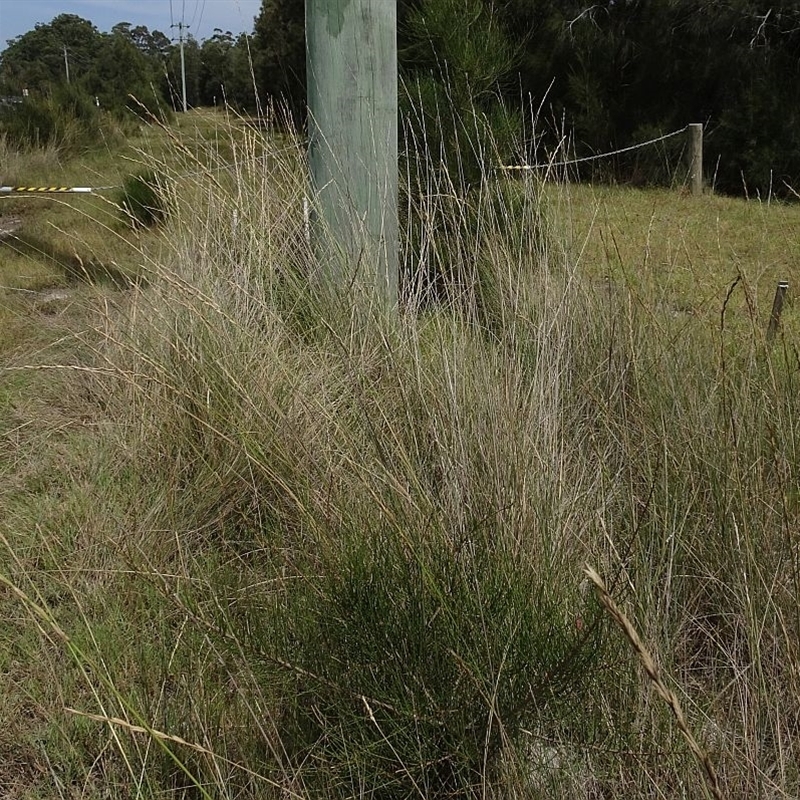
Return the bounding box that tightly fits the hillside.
[2,115,799,798]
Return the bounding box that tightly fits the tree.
[400,0,521,184]
[0,14,102,94]
[85,31,164,113]
[199,30,256,109]
[252,0,306,120]
[491,1,800,194]
[229,34,259,110]
[111,22,172,60]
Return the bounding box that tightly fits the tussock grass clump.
[2,109,800,798]
[262,518,594,797]
[118,170,168,228]
[86,116,609,797]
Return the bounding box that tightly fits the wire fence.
[1,127,690,195]
[500,125,689,172]
[0,144,303,197]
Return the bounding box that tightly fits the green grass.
[2,115,800,798]
[559,182,800,335]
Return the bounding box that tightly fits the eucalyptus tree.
[0,14,102,94]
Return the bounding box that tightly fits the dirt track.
[0,214,22,238]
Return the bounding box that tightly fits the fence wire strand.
[1,144,302,195]
[3,126,690,191]
[501,125,689,171]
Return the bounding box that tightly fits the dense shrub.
[118,171,167,228]
[0,84,104,151]
[267,526,596,798]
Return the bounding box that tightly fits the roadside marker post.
[687,123,704,196]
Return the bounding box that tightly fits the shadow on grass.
[1,232,147,289]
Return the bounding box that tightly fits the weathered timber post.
[766,280,789,346]
[306,0,398,306]
[687,123,703,196]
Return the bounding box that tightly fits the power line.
[188,0,200,29]
[195,0,207,40]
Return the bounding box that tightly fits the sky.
[0,0,263,50]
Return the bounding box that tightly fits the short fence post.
[687,123,703,196]
[766,281,789,346]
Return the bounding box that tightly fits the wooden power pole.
[306,0,398,306]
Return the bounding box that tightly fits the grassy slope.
[2,120,800,798]
[562,183,800,332]
[0,110,244,797]
[1,129,136,800]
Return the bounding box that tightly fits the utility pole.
[63,45,70,84]
[306,0,398,306]
[171,21,189,112]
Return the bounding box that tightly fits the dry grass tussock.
[1,110,800,798]
[0,133,64,185]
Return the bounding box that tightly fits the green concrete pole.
[306,0,398,306]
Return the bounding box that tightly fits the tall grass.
[94,114,606,797]
[2,107,800,798]
[0,132,64,184]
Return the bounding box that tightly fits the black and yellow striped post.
[0,186,94,193]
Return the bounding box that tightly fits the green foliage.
[0,83,104,151]
[0,10,259,117]
[253,0,307,120]
[0,14,102,95]
[496,0,800,195]
[404,0,516,95]
[198,30,256,109]
[110,21,171,59]
[118,171,167,227]
[267,526,594,797]
[0,13,174,119]
[84,32,164,114]
[401,0,520,187]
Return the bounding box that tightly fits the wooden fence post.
[687,123,703,196]
[766,281,789,346]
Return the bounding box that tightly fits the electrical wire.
[188,0,200,30]
[195,0,207,39]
